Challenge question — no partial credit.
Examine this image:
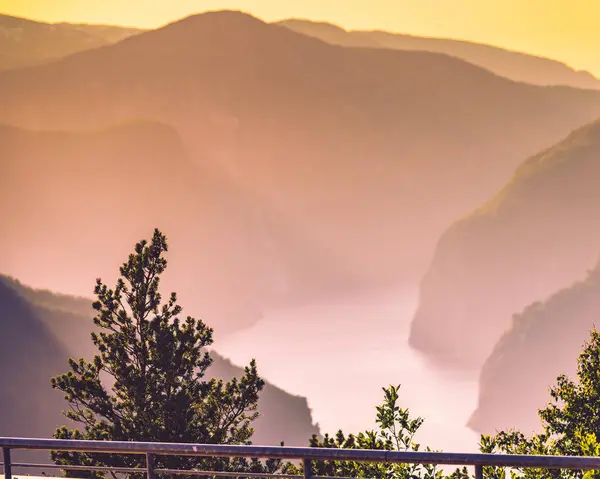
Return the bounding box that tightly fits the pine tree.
[51,229,281,478]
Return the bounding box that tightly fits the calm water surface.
[216,286,480,453]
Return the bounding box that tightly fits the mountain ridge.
[276,18,600,90]
[0,120,267,335]
[0,12,142,71]
[0,119,372,336]
[469,260,600,434]
[3,9,597,90]
[409,115,600,367]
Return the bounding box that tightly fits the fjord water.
[216,285,480,452]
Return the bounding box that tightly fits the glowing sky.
[2,0,599,77]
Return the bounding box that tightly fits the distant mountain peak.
[164,9,267,30]
[277,18,348,33]
[0,12,44,27]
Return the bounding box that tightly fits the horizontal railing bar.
[157,470,362,479]
[0,462,360,479]
[2,463,298,477]
[159,471,362,479]
[5,462,142,473]
[156,470,360,479]
[1,438,600,470]
[156,471,302,478]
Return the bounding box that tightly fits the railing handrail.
[1,437,600,470]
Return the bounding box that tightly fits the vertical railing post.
[146,453,156,479]
[2,448,12,479]
[303,459,313,479]
[475,464,483,479]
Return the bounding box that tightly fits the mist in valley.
[216,284,480,452]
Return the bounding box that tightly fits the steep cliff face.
[469,264,600,434]
[409,118,600,367]
[0,275,320,447]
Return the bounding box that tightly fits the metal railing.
[2,438,600,479]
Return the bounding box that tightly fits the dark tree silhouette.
[51,229,280,478]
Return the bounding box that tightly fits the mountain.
[469,263,600,435]
[0,13,141,71]
[0,274,320,450]
[409,118,600,367]
[2,11,600,308]
[0,120,265,335]
[277,19,600,90]
[0,278,70,443]
[6,12,596,91]
[0,120,371,336]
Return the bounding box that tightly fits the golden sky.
[2,0,599,77]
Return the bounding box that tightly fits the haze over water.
[216,285,480,452]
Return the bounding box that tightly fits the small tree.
[283,384,455,479]
[51,229,280,477]
[482,328,600,479]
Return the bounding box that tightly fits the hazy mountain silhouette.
[277,19,600,90]
[410,118,600,367]
[5,11,597,91]
[469,262,600,435]
[0,120,263,334]
[3,11,600,310]
[0,13,141,71]
[0,120,372,336]
[0,278,70,438]
[0,274,320,449]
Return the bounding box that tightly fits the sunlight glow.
[2,0,599,77]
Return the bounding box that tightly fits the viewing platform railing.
[2,438,600,479]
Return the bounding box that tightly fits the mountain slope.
[0,275,320,447]
[277,19,600,90]
[0,277,69,439]
[0,120,259,333]
[0,120,369,336]
[409,118,600,367]
[469,263,600,434]
[0,13,141,71]
[2,11,600,297]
